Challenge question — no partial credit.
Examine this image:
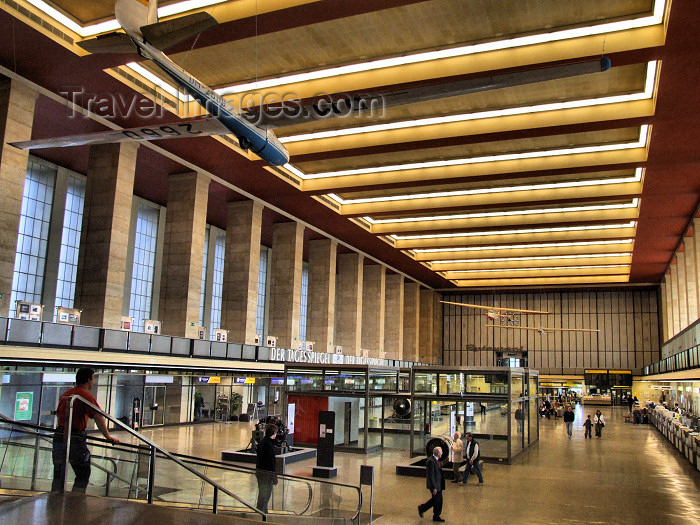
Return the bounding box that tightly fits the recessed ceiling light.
[328,169,643,204]
[218,2,665,94]
[28,0,228,37]
[366,198,639,225]
[430,252,631,265]
[280,64,656,145]
[413,239,634,253]
[391,221,637,240]
[296,126,648,179]
[445,264,630,274]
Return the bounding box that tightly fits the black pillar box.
[317,411,335,467]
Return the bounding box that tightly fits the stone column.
[420,290,442,364]
[403,282,420,362]
[0,78,37,315]
[670,261,681,336]
[336,253,363,356]
[677,250,689,330]
[158,172,210,337]
[660,279,670,343]
[221,200,263,344]
[362,264,386,356]
[76,142,138,329]
[268,222,304,349]
[384,273,404,360]
[664,272,674,341]
[307,239,337,352]
[683,237,698,325]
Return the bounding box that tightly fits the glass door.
[143,385,166,426]
[39,385,63,427]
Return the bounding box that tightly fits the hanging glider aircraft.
[9,0,612,167]
[485,324,600,335]
[440,301,552,324]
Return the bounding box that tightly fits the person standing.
[627,394,634,413]
[51,367,120,493]
[594,410,605,438]
[583,415,593,438]
[255,423,279,513]
[480,402,486,416]
[418,446,445,522]
[563,406,575,438]
[462,432,484,485]
[450,431,464,484]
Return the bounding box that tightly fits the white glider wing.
[10,117,229,150]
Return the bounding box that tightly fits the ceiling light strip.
[430,252,631,265]
[26,0,228,37]
[297,126,648,180]
[328,169,643,204]
[218,1,665,94]
[391,221,637,241]
[413,239,634,254]
[446,264,630,274]
[365,198,639,225]
[281,63,657,145]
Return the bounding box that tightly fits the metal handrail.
[63,395,267,520]
[0,427,132,491]
[0,410,364,523]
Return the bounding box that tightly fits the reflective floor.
[129,405,700,524]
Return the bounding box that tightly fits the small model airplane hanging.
[440,301,552,325]
[8,0,612,167]
[485,324,599,335]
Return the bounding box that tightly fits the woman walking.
[594,410,605,438]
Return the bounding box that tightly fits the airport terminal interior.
[0,0,699,523]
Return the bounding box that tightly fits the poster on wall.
[16,301,42,321]
[287,403,296,435]
[14,392,33,421]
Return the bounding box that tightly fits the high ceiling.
[1,0,699,290]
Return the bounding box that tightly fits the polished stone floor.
[121,405,700,524]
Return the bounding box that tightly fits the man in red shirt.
[51,367,120,493]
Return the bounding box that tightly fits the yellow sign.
[245,378,256,384]
[585,370,607,374]
[608,370,632,374]
[208,376,221,384]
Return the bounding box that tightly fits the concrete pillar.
[677,250,689,330]
[336,253,363,356]
[307,239,337,352]
[670,261,681,336]
[362,264,386,356]
[158,172,210,337]
[76,143,138,329]
[420,290,442,364]
[665,272,675,341]
[0,79,38,314]
[660,279,669,343]
[691,222,700,321]
[268,222,304,349]
[683,238,698,325]
[221,200,263,344]
[384,273,404,360]
[403,282,420,362]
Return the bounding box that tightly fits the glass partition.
[286,370,323,391]
[399,371,411,393]
[370,370,397,391]
[510,372,524,399]
[441,373,464,394]
[414,372,437,394]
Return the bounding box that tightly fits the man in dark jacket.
[418,446,445,522]
[462,432,483,485]
[563,406,575,438]
[255,423,278,513]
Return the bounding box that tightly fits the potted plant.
[229,393,243,421]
